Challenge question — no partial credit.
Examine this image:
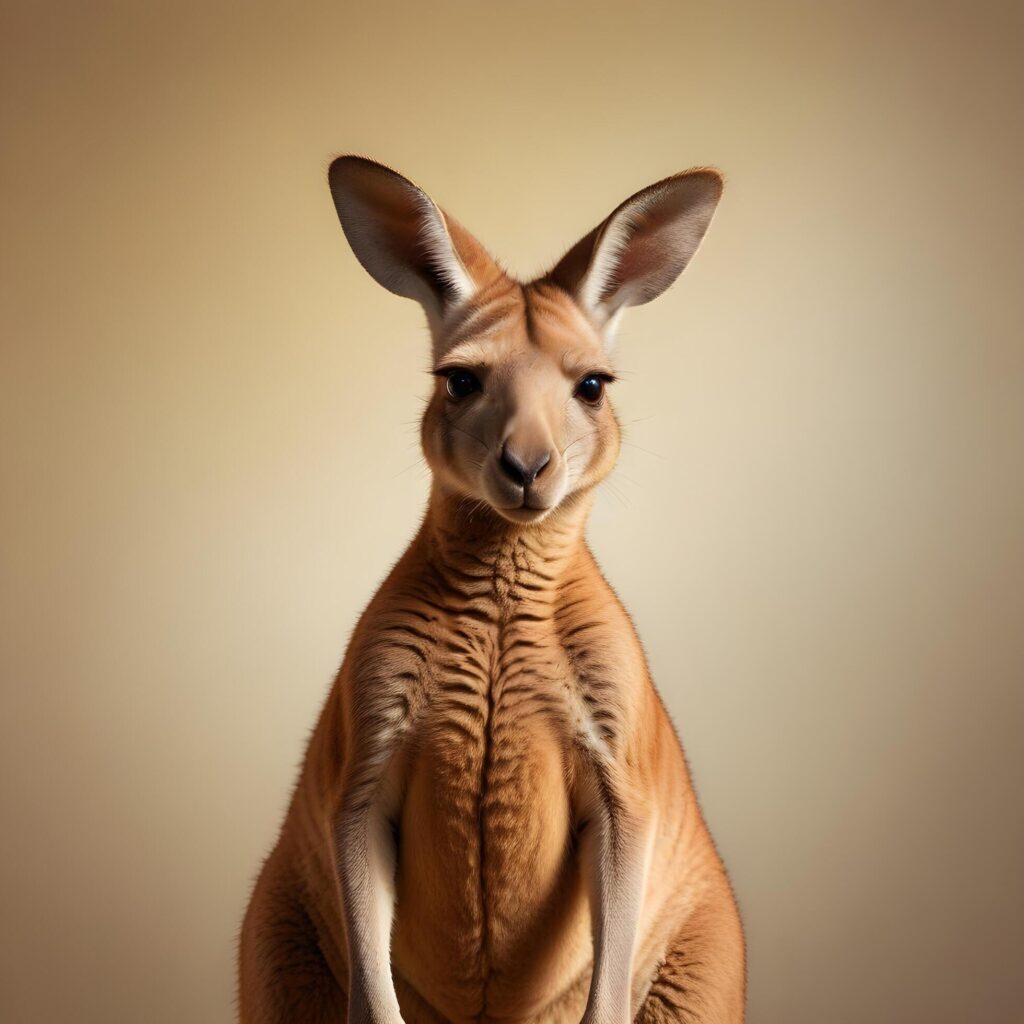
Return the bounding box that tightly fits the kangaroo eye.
[575,375,606,405]
[446,369,481,400]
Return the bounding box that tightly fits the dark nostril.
[530,451,551,482]
[499,447,527,486]
[499,447,551,488]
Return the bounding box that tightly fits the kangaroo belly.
[392,677,591,1020]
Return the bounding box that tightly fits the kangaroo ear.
[327,156,500,323]
[548,168,723,331]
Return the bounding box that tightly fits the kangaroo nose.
[499,446,551,488]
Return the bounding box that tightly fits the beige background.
[3,2,1023,1021]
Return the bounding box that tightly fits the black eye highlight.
[442,367,482,400]
[574,372,614,406]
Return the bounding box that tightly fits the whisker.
[449,422,489,451]
[621,440,666,460]
[600,479,630,509]
[561,428,601,457]
[390,457,426,480]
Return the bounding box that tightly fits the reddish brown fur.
[240,160,745,1023]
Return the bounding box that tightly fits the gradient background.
[3,2,1022,1021]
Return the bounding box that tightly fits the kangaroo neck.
[417,482,592,601]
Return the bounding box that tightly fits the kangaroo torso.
[275,507,726,1023]
[393,529,597,1019]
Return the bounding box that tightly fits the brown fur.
[239,159,745,1023]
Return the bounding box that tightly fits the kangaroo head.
[328,156,723,525]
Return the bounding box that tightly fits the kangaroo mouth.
[492,501,553,524]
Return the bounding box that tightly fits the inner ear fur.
[327,155,502,320]
[546,168,724,324]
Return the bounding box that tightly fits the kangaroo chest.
[390,587,596,1018]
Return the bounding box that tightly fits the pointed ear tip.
[326,154,400,190]
[327,155,360,194]
[681,166,726,196]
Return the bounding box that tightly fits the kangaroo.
[239,156,745,1024]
